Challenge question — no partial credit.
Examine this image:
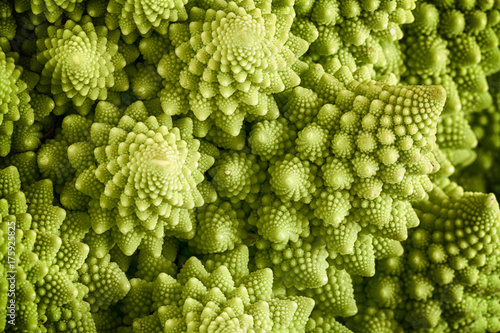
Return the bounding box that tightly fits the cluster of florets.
[402,0,500,108]
[33,16,129,115]
[118,245,314,332]
[0,166,129,332]
[454,77,500,192]
[293,0,415,78]
[107,0,188,38]
[156,0,309,135]
[0,46,33,157]
[64,101,216,256]
[247,65,445,266]
[1,0,500,332]
[350,182,500,332]
[400,0,500,170]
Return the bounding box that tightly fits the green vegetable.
[1,0,500,331]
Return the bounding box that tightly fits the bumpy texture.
[0,1,16,41]
[400,0,500,170]
[156,0,309,135]
[254,235,330,290]
[402,0,500,113]
[120,245,315,332]
[265,65,444,267]
[350,182,500,332]
[34,17,128,115]
[248,194,309,245]
[3,0,500,331]
[293,0,415,78]
[454,74,500,195]
[14,0,86,23]
[0,168,101,332]
[107,0,188,37]
[188,201,243,253]
[0,45,33,157]
[69,101,215,256]
[0,166,25,331]
[209,151,265,203]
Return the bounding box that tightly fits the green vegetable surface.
[1,0,500,331]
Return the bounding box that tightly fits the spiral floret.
[74,101,215,256]
[0,46,32,157]
[35,17,128,114]
[121,246,315,332]
[15,0,85,23]
[350,182,500,332]
[157,0,309,134]
[269,154,317,203]
[107,0,188,37]
[210,151,264,203]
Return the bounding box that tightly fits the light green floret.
[312,217,361,256]
[312,187,352,227]
[364,273,404,309]
[436,112,478,168]
[209,151,265,203]
[321,157,354,191]
[60,114,93,145]
[248,118,297,162]
[157,0,309,135]
[0,166,21,197]
[412,184,500,282]
[78,254,131,312]
[24,179,65,235]
[130,63,163,100]
[34,16,128,115]
[296,122,330,164]
[138,34,171,66]
[298,265,358,317]
[333,233,377,277]
[255,235,329,290]
[37,139,73,187]
[248,194,310,245]
[203,244,250,282]
[10,120,43,155]
[188,201,243,254]
[72,101,216,257]
[205,124,246,150]
[14,0,86,23]
[283,87,323,130]
[269,153,317,203]
[0,45,33,157]
[30,92,55,122]
[135,239,178,282]
[452,64,491,110]
[403,35,448,77]
[353,182,500,331]
[107,0,188,38]
[121,245,314,332]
